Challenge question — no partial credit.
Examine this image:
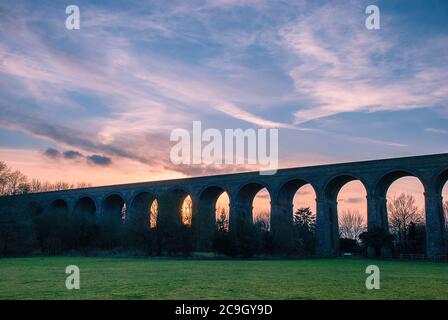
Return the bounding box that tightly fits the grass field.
[0,257,447,299]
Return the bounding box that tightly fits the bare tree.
[338,209,366,240]
[76,182,92,189]
[0,161,11,195]
[5,170,28,195]
[52,181,75,191]
[216,208,229,232]
[254,210,271,231]
[215,207,229,231]
[0,160,91,195]
[388,193,424,242]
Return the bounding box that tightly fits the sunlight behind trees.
[181,195,193,226]
[215,192,230,231]
[149,200,158,229]
[293,184,316,217]
[252,188,271,226]
[337,180,367,224]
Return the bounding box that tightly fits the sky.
[0,0,447,218]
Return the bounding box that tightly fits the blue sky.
[0,0,447,186]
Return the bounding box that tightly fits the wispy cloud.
[425,127,448,134]
[279,3,448,124]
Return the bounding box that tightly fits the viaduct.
[3,153,448,258]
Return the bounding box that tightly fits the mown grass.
[0,257,447,299]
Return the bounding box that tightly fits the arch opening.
[181,195,193,226]
[49,199,69,214]
[253,188,271,230]
[277,179,317,221]
[324,175,367,254]
[73,197,96,216]
[435,169,448,234]
[150,199,158,229]
[336,180,367,242]
[129,192,157,228]
[235,182,271,228]
[386,176,426,255]
[199,186,230,231]
[216,192,230,231]
[102,194,126,224]
[159,188,192,226]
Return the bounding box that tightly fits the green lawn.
[0,257,447,299]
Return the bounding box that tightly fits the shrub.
[0,200,36,256]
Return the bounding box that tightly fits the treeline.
[211,207,316,258]
[340,193,433,256]
[0,160,447,258]
[0,193,446,258]
[0,192,317,258]
[0,198,147,256]
[0,161,91,196]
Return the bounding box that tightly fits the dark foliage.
[359,227,394,257]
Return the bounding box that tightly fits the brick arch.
[234,181,271,224]
[196,185,231,250]
[433,168,448,196]
[73,196,97,216]
[48,198,69,214]
[324,173,368,202]
[128,191,156,225]
[159,187,193,226]
[374,169,426,198]
[101,193,126,223]
[276,178,316,207]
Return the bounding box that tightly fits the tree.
[293,207,315,232]
[0,161,11,195]
[212,209,235,256]
[231,214,260,258]
[0,162,29,196]
[216,208,229,232]
[388,193,424,243]
[388,193,426,254]
[291,207,316,257]
[338,209,366,240]
[123,205,152,253]
[359,227,394,257]
[0,200,36,256]
[181,196,193,226]
[7,170,29,195]
[155,194,194,256]
[0,161,92,195]
[253,211,270,232]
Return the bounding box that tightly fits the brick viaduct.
[4,153,448,258]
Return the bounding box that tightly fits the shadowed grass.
[0,257,447,299]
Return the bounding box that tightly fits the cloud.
[346,136,408,148]
[43,148,61,159]
[87,155,112,166]
[279,3,448,124]
[425,128,448,134]
[43,146,112,167]
[341,197,365,204]
[63,150,84,159]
